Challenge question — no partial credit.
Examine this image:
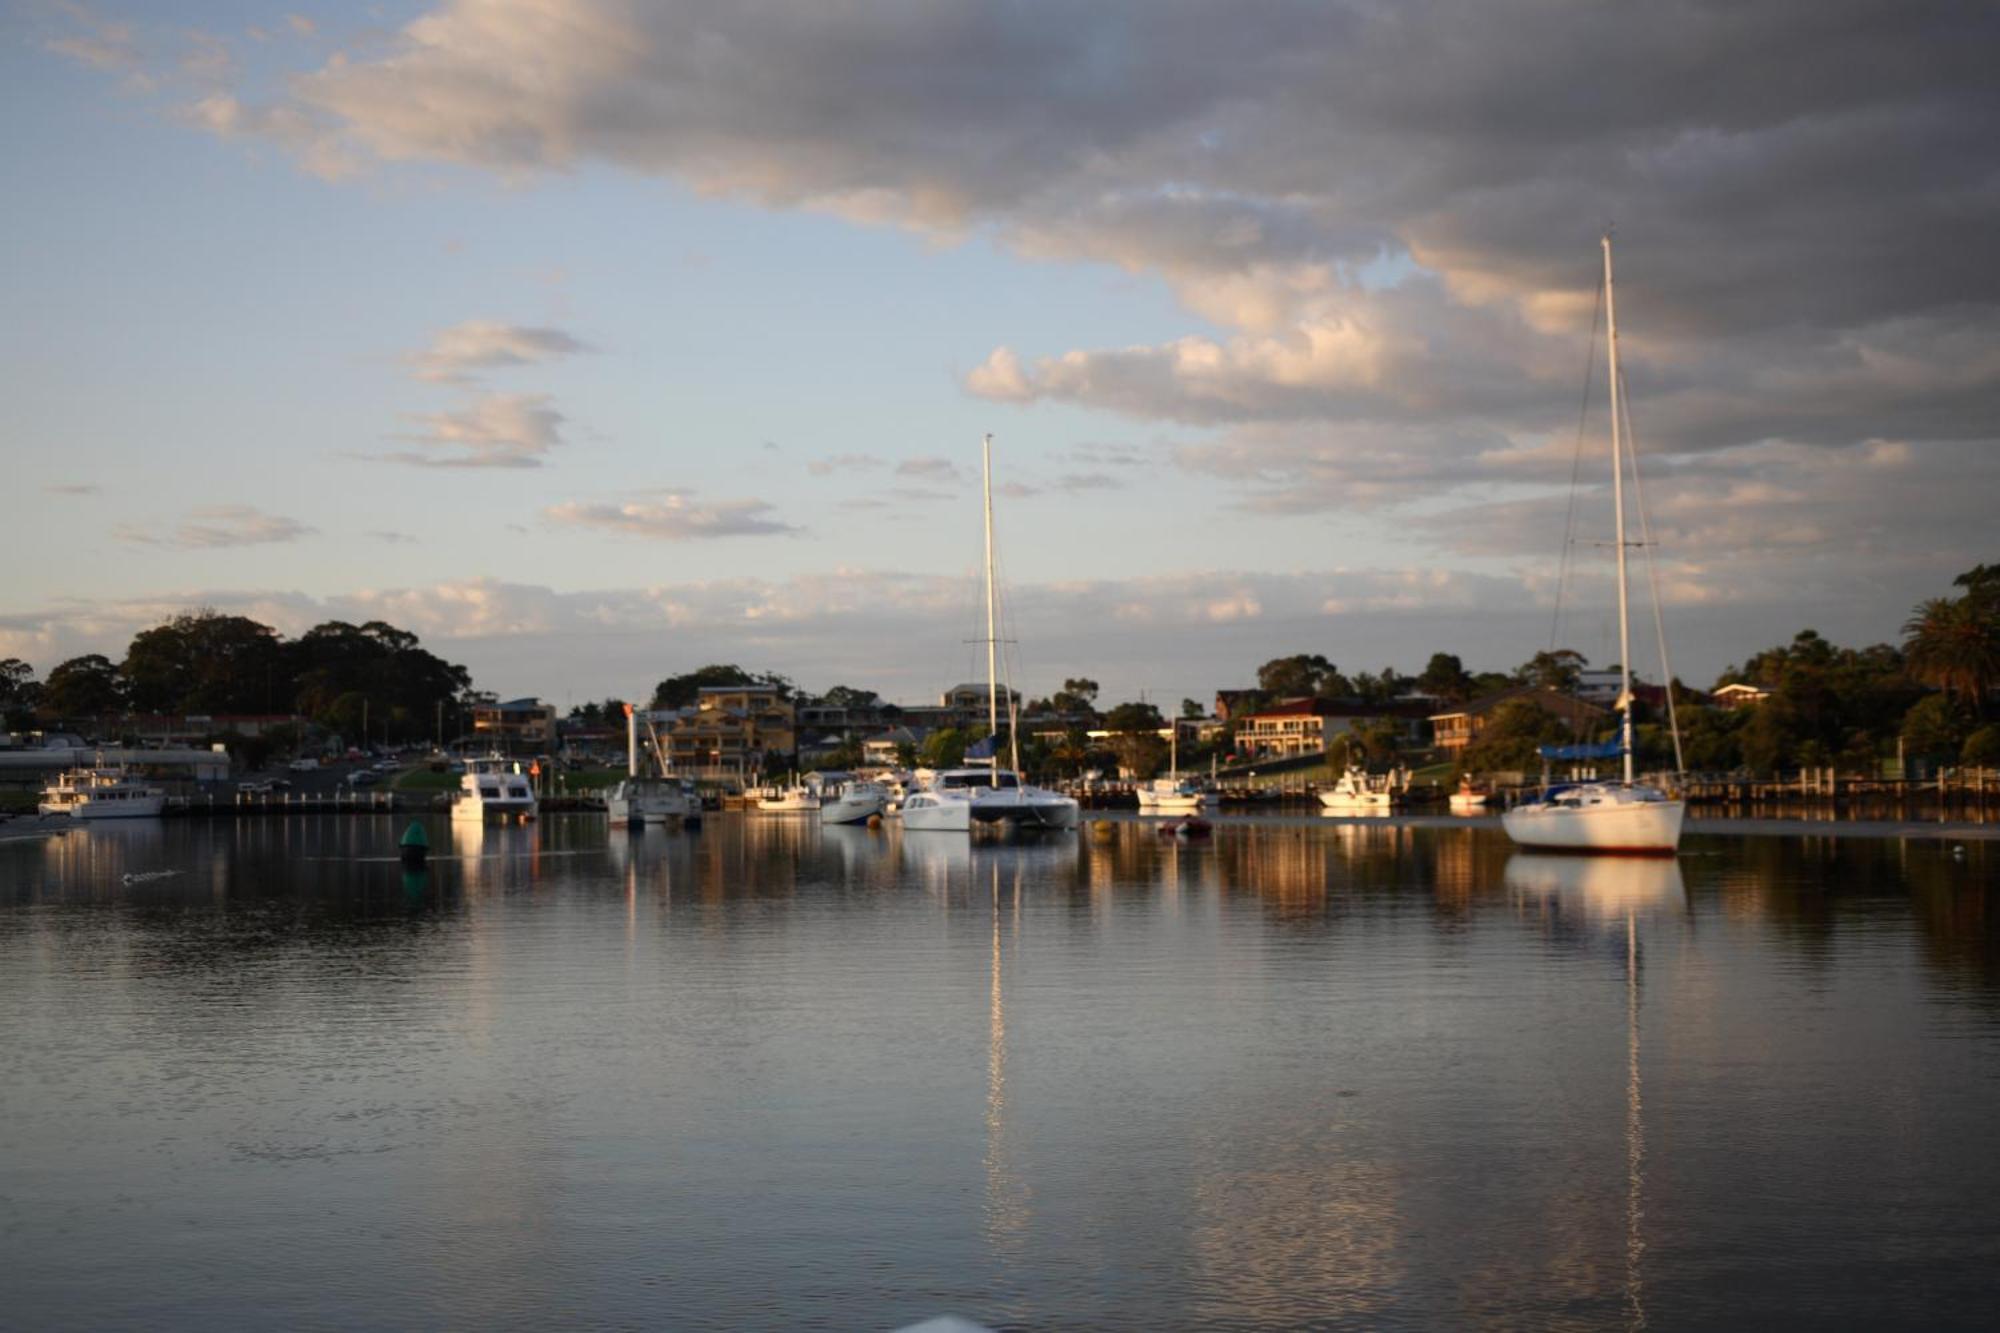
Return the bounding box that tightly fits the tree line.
[1,610,472,746]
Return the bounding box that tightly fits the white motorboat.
[901,768,1079,832]
[1317,765,1406,812]
[38,767,165,819]
[450,756,538,823]
[901,434,1078,836]
[1502,235,1684,855]
[606,705,697,828]
[818,779,889,825]
[757,780,819,812]
[1448,778,1494,813]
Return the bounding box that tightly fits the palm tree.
[1903,595,2000,717]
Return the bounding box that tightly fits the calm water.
[3,815,1998,1330]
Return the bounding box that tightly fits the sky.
[4,0,1996,711]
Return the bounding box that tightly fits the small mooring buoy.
[398,820,430,869]
[1091,819,1116,842]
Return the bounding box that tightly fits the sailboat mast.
[625,703,638,778]
[1604,233,1635,786]
[982,433,1000,784]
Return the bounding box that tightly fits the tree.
[1459,699,1579,773]
[649,665,788,710]
[1051,678,1100,714]
[1103,701,1164,733]
[1256,654,1350,699]
[0,658,39,728]
[1903,573,2000,717]
[1515,649,1588,692]
[1180,698,1205,719]
[1963,726,2000,767]
[122,609,284,714]
[41,655,124,721]
[920,726,972,768]
[1901,694,1969,760]
[820,685,880,710]
[1417,652,1474,703]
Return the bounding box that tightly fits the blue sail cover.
[1538,739,1624,761]
[965,734,1000,759]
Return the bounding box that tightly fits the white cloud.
[114,505,315,550]
[896,457,961,482]
[807,453,887,476]
[544,493,800,540]
[407,320,590,383]
[384,392,566,468]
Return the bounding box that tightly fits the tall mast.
[982,433,1000,784]
[1604,233,1635,786]
[625,703,638,778]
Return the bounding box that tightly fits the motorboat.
[450,756,538,823]
[38,767,165,819]
[1501,235,1684,855]
[818,779,889,825]
[1317,765,1406,812]
[1448,778,1494,813]
[900,768,1079,832]
[757,780,819,812]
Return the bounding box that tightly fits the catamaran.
[902,434,1078,834]
[1502,235,1685,855]
[450,756,538,823]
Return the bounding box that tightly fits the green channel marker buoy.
[398,820,430,869]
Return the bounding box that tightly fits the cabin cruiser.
[818,779,889,826]
[756,780,819,812]
[451,757,538,823]
[1448,778,1494,813]
[1317,765,1406,812]
[900,768,1079,832]
[38,767,166,819]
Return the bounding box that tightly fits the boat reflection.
[1503,852,1687,920]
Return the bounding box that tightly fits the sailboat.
[605,704,698,828]
[1135,724,1205,814]
[901,435,1080,834]
[1502,235,1685,855]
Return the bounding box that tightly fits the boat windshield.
[939,771,1020,790]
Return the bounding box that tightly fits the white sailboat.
[902,434,1078,835]
[605,704,697,828]
[1135,725,1205,815]
[1503,235,1684,855]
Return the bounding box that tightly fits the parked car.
[237,780,273,794]
[288,757,319,772]
[347,770,380,788]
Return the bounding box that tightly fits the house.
[1711,682,1771,710]
[471,698,556,752]
[1233,698,1428,760]
[655,685,797,777]
[1429,688,1609,756]
[862,726,922,767]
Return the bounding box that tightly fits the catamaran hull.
[1501,799,1684,854]
[1137,792,1205,814]
[1318,792,1394,811]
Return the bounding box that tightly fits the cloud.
[371,530,420,544]
[114,505,315,550]
[896,457,961,482]
[807,453,886,476]
[46,3,140,74]
[44,483,101,496]
[382,391,566,468]
[407,320,591,383]
[544,493,800,540]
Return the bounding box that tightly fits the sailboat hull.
[1501,795,1684,854]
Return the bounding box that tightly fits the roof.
[1430,686,1609,723]
[697,683,777,695]
[1242,696,1431,721]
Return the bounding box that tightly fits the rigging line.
[1550,268,1608,651]
[1619,364,1686,777]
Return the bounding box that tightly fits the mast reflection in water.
[1,816,1996,1329]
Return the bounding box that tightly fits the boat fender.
[867,813,883,829]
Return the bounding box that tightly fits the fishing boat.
[1502,235,1684,855]
[1316,765,1406,813]
[756,778,819,813]
[38,766,166,819]
[605,704,697,828]
[903,434,1078,835]
[450,756,538,823]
